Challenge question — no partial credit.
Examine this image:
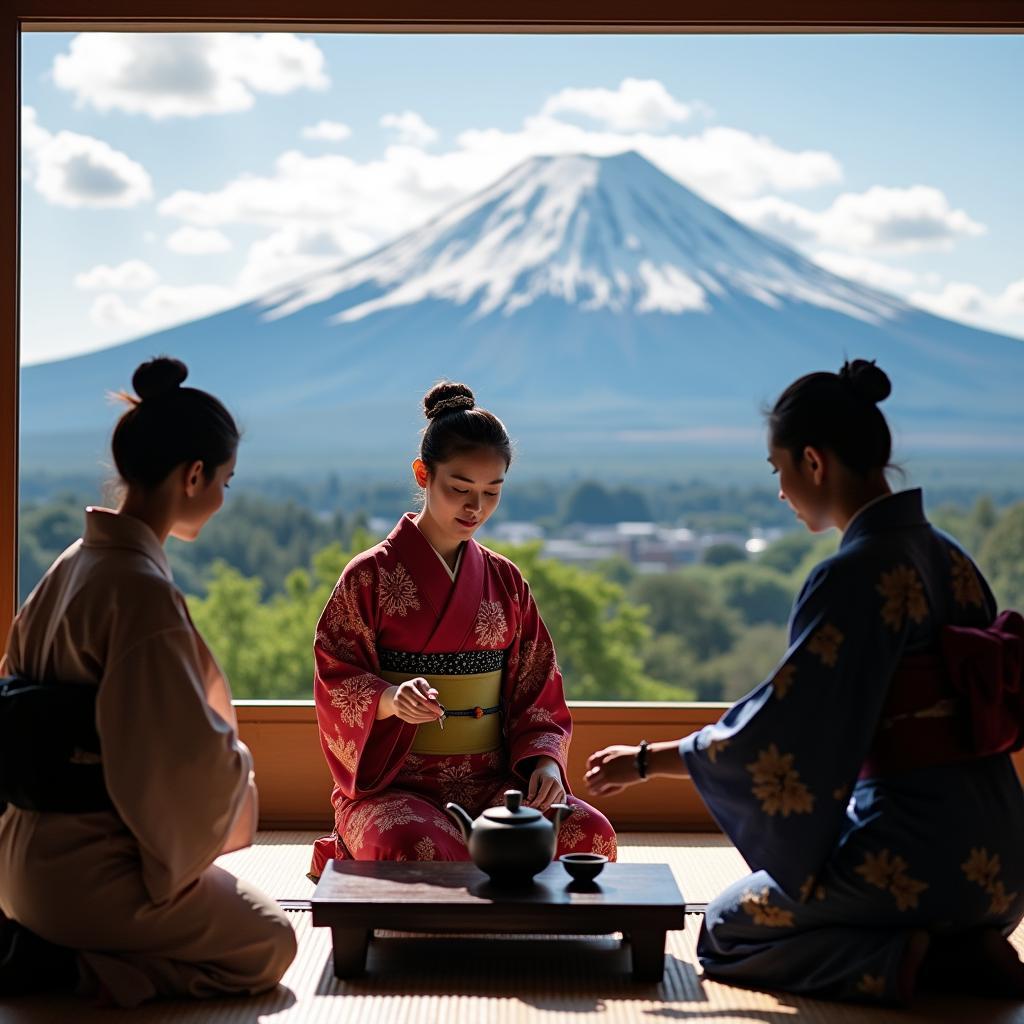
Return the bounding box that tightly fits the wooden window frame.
[4,3,1022,827]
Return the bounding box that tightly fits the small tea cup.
[559,853,608,883]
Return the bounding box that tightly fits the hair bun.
[424,381,475,420]
[839,359,891,405]
[133,356,188,401]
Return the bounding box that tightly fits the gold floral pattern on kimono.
[437,759,482,806]
[378,562,421,617]
[528,731,572,763]
[327,675,380,733]
[876,565,928,631]
[808,624,844,667]
[592,833,617,859]
[431,813,467,845]
[345,797,426,854]
[316,628,356,664]
[856,974,887,998]
[949,547,985,608]
[706,737,731,764]
[746,744,815,817]
[962,848,1018,915]
[740,887,795,928]
[322,577,376,653]
[798,874,826,903]
[557,805,589,850]
[474,600,508,648]
[414,836,436,861]
[326,731,358,774]
[516,638,555,697]
[524,706,556,726]
[772,664,796,699]
[855,849,929,911]
[329,674,378,728]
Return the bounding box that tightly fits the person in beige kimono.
[0,357,296,1006]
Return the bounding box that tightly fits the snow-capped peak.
[260,151,908,327]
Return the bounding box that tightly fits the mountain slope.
[21,151,1024,475]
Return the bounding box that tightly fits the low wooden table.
[311,860,686,982]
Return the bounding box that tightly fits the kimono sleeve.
[313,558,415,800]
[96,588,253,906]
[504,578,573,788]
[680,552,924,900]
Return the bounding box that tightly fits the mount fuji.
[21,151,1024,476]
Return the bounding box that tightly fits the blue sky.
[20,32,1024,364]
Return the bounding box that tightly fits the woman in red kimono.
[311,382,616,873]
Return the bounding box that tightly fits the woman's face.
[418,448,507,543]
[171,452,236,542]
[768,443,832,533]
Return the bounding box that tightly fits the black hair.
[419,381,513,470]
[111,356,239,488]
[767,359,893,475]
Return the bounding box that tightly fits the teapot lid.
[482,789,542,823]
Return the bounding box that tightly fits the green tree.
[979,503,1024,610]
[489,542,669,700]
[188,540,364,699]
[758,530,816,575]
[702,543,747,567]
[693,624,789,703]
[560,481,651,525]
[630,570,739,660]
[716,563,795,626]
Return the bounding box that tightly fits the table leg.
[331,927,372,978]
[627,928,666,982]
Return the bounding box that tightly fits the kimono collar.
[82,507,174,582]
[840,489,927,550]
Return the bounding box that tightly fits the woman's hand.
[377,678,443,724]
[584,745,643,797]
[526,756,566,812]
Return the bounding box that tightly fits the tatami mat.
[5,832,1023,1023]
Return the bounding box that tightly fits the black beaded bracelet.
[635,738,650,780]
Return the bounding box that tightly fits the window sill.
[236,700,729,830]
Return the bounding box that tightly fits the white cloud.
[52,33,328,119]
[734,185,985,253]
[158,109,842,280]
[237,223,366,293]
[541,78,693,132]
[166,226,232,254]
[380,111,439,148]
[811,251,923,293]
[21,106,50,157]
[89,283,239,333]
[301,119,352,143]
[74,260,159,291]
[910,277,1024,338]
[27,123,152,208]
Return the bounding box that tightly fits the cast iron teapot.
[446,789,573,885]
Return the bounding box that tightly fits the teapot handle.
[548,802,573,836]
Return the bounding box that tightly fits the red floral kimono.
[311,513,616,875]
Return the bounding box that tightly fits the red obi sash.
[860,610,1024,779]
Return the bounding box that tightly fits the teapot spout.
[549,802,573,838]
[444,802,474,844]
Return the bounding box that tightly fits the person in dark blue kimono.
[586,359,1024,1005]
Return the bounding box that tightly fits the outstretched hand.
[584,744,642,797]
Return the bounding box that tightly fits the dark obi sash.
[0,676,112,813]
[860,610,1024,778]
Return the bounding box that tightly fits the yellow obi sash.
[378,647,505,756]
